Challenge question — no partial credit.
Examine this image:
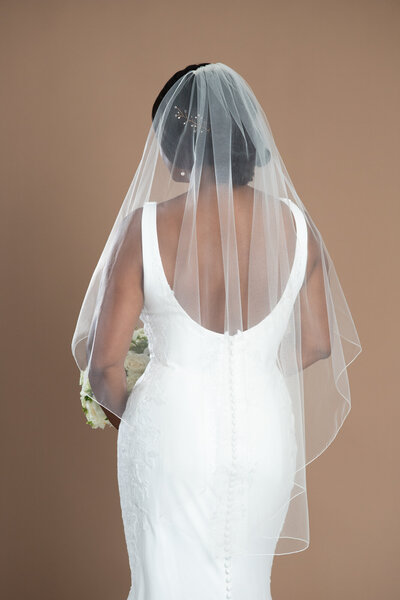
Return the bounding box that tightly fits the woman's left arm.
[87,208,144,429]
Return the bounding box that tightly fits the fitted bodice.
[138,200,308,374]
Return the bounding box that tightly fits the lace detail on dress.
[117,318,166,584]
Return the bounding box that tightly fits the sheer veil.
[71,62,362,556]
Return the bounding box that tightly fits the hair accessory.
[174,105,210,133]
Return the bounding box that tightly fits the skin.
[88,162,330,431]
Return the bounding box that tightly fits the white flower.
[82,394,110,429]
[124,350,150,393]
[79,368,111,429]
[132,327,144,341]
[78,327,149,429]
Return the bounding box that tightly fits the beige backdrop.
[1,1,399,598]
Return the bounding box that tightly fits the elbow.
[302,336,331,369]
[321,329,332,358]
[88,366,101,391]
[88,363,122,385]
[319,338,332,359]
[88,364,111,389]
[302,342,331,370]
[314,326,332,360]
[320,346,331,359]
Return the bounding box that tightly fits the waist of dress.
[145,353,284,383]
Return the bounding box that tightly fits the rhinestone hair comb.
[174,105,210,134]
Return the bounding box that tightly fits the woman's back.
[155,188,300,334]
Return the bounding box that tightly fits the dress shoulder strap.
[288,200,308,291]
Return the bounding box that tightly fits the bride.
[71,62,362,599]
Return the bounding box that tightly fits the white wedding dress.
[117,199,308,600]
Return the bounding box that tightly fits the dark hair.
[151,63,258,186]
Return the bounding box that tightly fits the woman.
[71,62,362,599]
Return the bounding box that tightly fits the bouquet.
[79,327,150,429]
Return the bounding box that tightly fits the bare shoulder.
[121,204,144,242]
[113,206,146,272]
[156,193,187,214]
[156,193,187,232]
